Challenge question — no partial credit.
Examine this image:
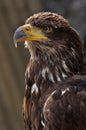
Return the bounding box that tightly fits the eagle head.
[13,12,84,77]
[13,12,82,47]
[13,12,69,47]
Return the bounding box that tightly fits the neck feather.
[27,42,82,84]
[25,30,83,94]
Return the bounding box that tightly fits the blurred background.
[0,0,86,130]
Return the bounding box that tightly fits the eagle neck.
[26,38,83,94]
[29,47,75,84]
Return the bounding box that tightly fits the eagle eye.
[43,26,52,33]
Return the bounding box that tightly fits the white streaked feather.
[48,72,55,83]
[42,68,47,79]
[24,41,28,48]
[71,47,75,56]
[41,120,45,127]
[62,60,70,72]
[51,90,56,95]
[46,67,55,83]
[61,88,69,96]
[25,85,28,90]
[62,72,67,78]
[42,67,55,83]
[55,70,61,81]
[31,83,38,94]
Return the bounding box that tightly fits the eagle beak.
[13,24,48,47]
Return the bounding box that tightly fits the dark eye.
[43,26,53,33]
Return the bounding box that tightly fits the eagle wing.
[22,75,86,130]
[43,75,86,130]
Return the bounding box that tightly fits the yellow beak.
[13,24,48,47]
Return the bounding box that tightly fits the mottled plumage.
[13,12,86,130]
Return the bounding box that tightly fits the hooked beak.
[13,24,48,47]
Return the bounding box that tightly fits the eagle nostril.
[25,27,31,31]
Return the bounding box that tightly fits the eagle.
[13,12,86,130]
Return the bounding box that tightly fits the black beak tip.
[13,26,26,47]
[13,31,18,48]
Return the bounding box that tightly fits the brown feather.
[21,12,86,130]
